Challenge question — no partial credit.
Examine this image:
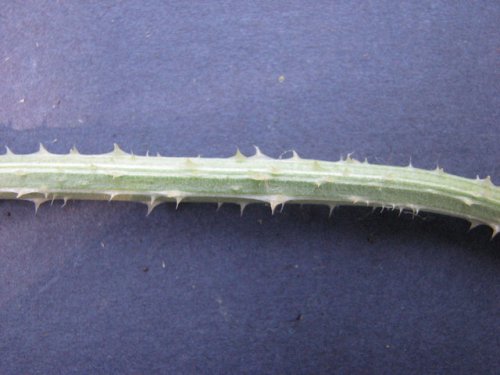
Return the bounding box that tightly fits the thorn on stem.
[175,196,183,209]
[239,202,248,216]
[38,143,49,154]
[252,146,270,159]
[291,150,301,160]
[490,224,499,239]
[31,198,47,214]
[146,196,160,216]
[112,143,127,156]
[328,205,335,218]
[232,148,246,161]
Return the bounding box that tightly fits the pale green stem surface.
[0,145,499,237]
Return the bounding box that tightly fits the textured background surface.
[1,1,499,373]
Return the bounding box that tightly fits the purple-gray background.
[1,1,499,374]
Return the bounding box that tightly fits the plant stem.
[1,145,499,237]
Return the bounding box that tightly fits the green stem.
[1,144,499,237]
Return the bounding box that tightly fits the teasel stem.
[0,144,498,237]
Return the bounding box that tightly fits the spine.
[1,145,498,237]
